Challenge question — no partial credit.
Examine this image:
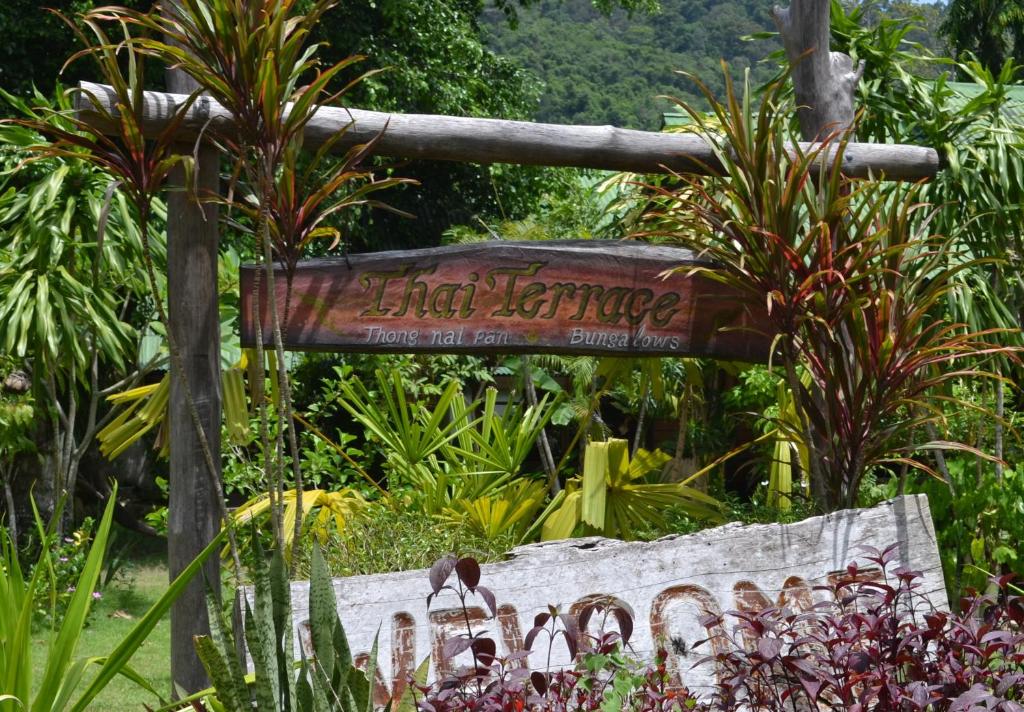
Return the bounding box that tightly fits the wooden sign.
[239,241,770,360]
[246,496,945,703]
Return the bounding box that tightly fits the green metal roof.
[659,82,1024,131]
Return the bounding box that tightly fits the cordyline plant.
[641,68,1019,511]
[104,0,413,564]
[1,11,245,570]
[22,0,411,566]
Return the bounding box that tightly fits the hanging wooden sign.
[239,240,770,360]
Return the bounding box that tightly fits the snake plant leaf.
[201,592,249,712]
[195,636,245,712]
[309,545,338,687]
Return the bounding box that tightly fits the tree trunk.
[774,0,863,513]
[2,465,16,545]
[165,61,222,695]
[773,0,864,141]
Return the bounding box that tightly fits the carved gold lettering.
[624,288,655,326]
[596,287,630,324]
[568,284,605,321]
[516,283,548,319]
[428,283,461,318]
[487,263,546,317]
[359,265,413,317]
[392,266,437,318]
[650,293,681,327]
[541,282,577,319]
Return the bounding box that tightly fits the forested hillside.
[483,0,948,130]
[482,0,783,130]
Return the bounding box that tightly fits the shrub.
[299,505,515,578]
[28,516,98,626]
[695,545,1024,711]
[413,554,702,712]
[414,547,1024,711]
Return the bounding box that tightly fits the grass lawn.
[31,559,173,711]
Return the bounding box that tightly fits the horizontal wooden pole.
[76,81,940,180]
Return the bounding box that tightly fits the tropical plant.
[443,478,550,545]
[942,0,1024,74]
[0,87,162,531]
[97,351,252,461]
[103,0,412,565]
[0,380,33,542]
[231,487,369,563]
[833,3,1024,479]
[187,543,377,712]
[339,368,562,518]
[642,68,1018,512]
[0,488,227,712]
[542,438,725,541]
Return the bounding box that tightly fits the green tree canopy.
[942,0,1024,74]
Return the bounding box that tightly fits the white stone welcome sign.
[251,495,945,703]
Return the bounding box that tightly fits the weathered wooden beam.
[75,81,941,181]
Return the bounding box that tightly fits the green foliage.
[338,368,561,516]
[300,0,574,250]
[483,0,782,129]
[191,544,375,712]
[832,3,1024,348]
[0,1,153,100]
[306,505,514,578]
[0,88,151,379]
[542,439,725,540]
[28,517,100,627]
[0,375,34,472]
[864,459,1024,603]
[1,489,227,712]
[942,0,1024,75]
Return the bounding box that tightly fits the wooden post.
[774,0,861,511]
[773,0,864,140]
[165,64,222,695]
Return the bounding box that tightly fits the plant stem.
[249,265,280,550]
[523,357,560,495]
[137,205,242,576]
